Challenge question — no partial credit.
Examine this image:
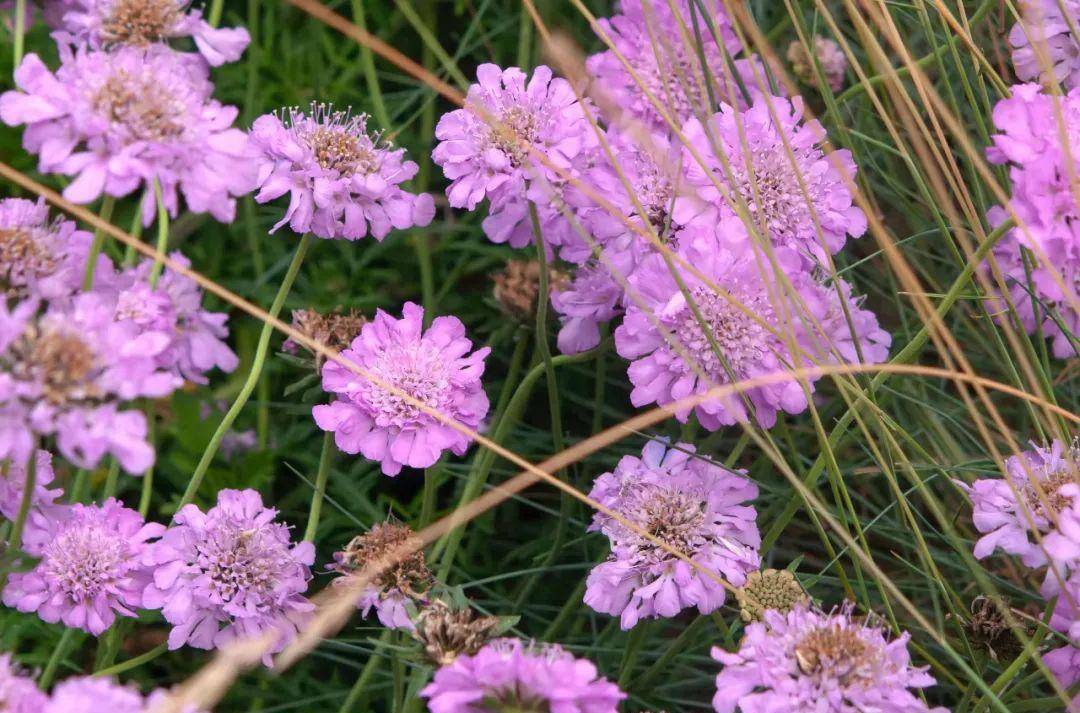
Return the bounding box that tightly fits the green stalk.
[304,431,335,542]
[0,449,37,591]
[13,0,26,67]
[148,179,169,288]
[178,234,312,508]
[337,630,392,713]
[138,407,156,517]
[40,629,80,687]
[93,643,168,678]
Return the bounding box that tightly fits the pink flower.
[0,293,182,472]
[420,638,625,713]
[0,449,62,525]
[712,603,947,713]
[2,498,163,636]
[1010,0,1080,91]
[613,234,889,429]
[249,104,434,240]
[1046,644,1080,712]
[0,653,48,713]
[551,261,623,355]
[0,45,254,225]
[53,0,250,66]
[788,36,848,92]
[142,488,315,661]
[313,302,490,476]
[585,440,759,629]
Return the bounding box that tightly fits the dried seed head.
[491,259,567,322]
[331,522,431,599]
[7,324,103,405]
[0,226,60,297]
[412,600,501,665]
[968,595,1026,662]
[285,307,367,366]
[786,36,847,92]
[735,569,809,622]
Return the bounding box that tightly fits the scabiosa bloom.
[712,603,947,713]
[142,488,315,659]
[0,654,47,713]
[313,302,490,476]
[787,36,847,92]
[0,449,62,525]
[585,440,759,629]
[2,498,163,635]
[328,521,432,630]
[1010,0,1080,90]
[0,293,181,472]
[551,260,624,355]
[0,44,253,225]
[0,197,110,300]
[53,0,250,66]
[492,259,568,323]
[675,94,866,265]
[614,236,889,429]
[420,638,625,713]
[586,0,768,131]
[249,104,434,241]
[1046,644,1080,712]
[959,438,1079,568]
[985,83,1079,358]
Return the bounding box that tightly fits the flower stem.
[83,196,115,291]
[178,233,312,509]
[303,431,335,542]
[0,449,36,591]
[93,642,168,678]
[12,0,26,67]
[40,628,80,687]
[418,463,441,527]
[138,407,156,517]
[148,179,168,288]
[336,630,391,713]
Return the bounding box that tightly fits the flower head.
[550,260,624,355]
[1046,643,1080,712]
[585,440,759,629]
[412,600,501,666]
[0,293,182,472]
[313,302,490,476]
[283,307,367,365]
[250,103,434,240]
[712,603,946,713]
[492,258,567,322]
[0,653,48,713]
[44,677,144,713]
[735,568,810,622]
[0,449,62,526]
[142,488,314,661]
[3,498,163,635]
[328,521,432,630]
[420,638,625,713]
[0,45,253,225]
[1010,0,1080,91]
[53,0,250,66]
[787,36,847,92]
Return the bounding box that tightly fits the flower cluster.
[420,638,625,713]
[585,440,760,628]
[313,302,490,476]
[0,662,197,713]
[1010,0,1080,91]
[712,603,947,712]
[985,83,1079,358]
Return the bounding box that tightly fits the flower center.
[101,0,182,45]
[483,105,541,166]
[363,345,451,427]
[197,525,287,607]
[794,624,876,687]
[672,285,776,380]
[727,148,817,247]
[0,227,58,296]
[334,523,430,596]
[7,325,102,405]
[1026,465,1080,516]
[305,126,376,175]
[94,70,186,143]
[42,520,126,599]
[618,485,708,563]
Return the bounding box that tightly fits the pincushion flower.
[43,676,201,713]
[985,83,1080,358]
[585,440,759,629]
[1046,644,1080,712]
[0,653,47,713]
[0,293,181,472]
[142,488,315,659]
[249,104,434,240]
[613,235,889,429]
[0,197,111,300]
[2,498,163,635]
[712,603,947,713]
[420,638,625,713]
[313,302,490,476]
[788,36,848,92]
[675,94,866,266]
[1010,0,1080,91]
[0,449,63,532]
[551,261,624,355]
[53,0,250,66]
[586,0,768,131]
[0,44,254,225]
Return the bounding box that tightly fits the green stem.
[207,0,224,26]
[93,643,168,678]
[148,179,169,288]
[13,0,26,67]
[40,629,79,688]
[0,449,37,591]
[178,234,312,508]
[304,431,335,542]
[83,197,116,291]
[418,464,441,527]
[101,458,119,500]
[139,403,156,517]
[337,631,392,713]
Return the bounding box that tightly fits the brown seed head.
[793,623,875,686]
[285,307,367,366]
[968,595,1026,662]
[101,0,183,45]
[735,568,809,622]
[492,259,568,322]
[332,522,431,599]
[9,325,102,405]
[412,600,501,665]
[0,227,59,297]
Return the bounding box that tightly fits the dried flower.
[735,568,810,622]
[420,638,625,713]
[967,595,1026,662]
[1010,0,1080,91]
[412,600,500,665]
[282,307,368,366]
[313,302,490,476]
[250,103,434,240]
[787,36,847,92]
[491,259,567,321]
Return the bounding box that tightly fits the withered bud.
[968,595,1027,662]
[735,568,810,622]
[412,600,501,665]
[330,521,432,600]
[492,259,568,322]
[786,36,847,93]
[283,307,367,366]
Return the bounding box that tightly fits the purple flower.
[313,302,490,476]
[675,94,866,266]
[1046,644,1080,712]
[0,653,48,713]
[0,197,112,300]
[788,36,848,92]
[142,488,315,661]
[985,83,1079,358]
[712,603,946,713]
[551,260,624,355]
[585,440,759,628]
[586,0,768,131]
[0,449,62,525]
[2,498,163,635]
[53,0,250,66]
[0,45,254,225]
[249,104,434,240]
[613,235,890,429]
[44,677,145,713]
[109,251,238,383]
[959,439,1080,568]
[0,293,182,472]
[420,638,625,713]
[1010,0,1080,91]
